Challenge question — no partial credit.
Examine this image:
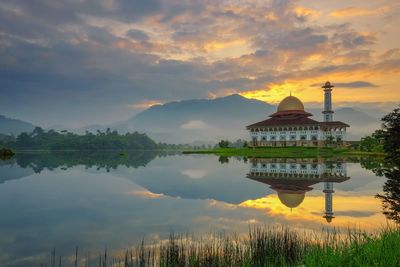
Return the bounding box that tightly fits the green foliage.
[357,133,383,152]
[218,140,231,148]
[375,106,400,162]
[324,135,336,147]
[2,127,159,150]
[304,228,400,267]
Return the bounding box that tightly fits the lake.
[0,151,395,266]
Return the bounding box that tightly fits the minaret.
[323,181,335,223]
[322,81,335,222]
[322,81,334,122]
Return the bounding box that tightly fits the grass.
[36,226,400,267]
[182,147,385,158]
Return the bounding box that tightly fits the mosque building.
[246,82,349,147]
[246,158,349,223]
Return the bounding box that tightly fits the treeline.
[0,127,160,150]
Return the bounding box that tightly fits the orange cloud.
[294,7,320,19]
[330,6,391,18]
[128,99,163,109]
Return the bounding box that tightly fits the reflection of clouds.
[180,169,207,179]
[207,199,237,210]
[128,190,165,199]
[240,195,384,230]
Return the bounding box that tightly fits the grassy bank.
[183,147,385,158]
[37,227,400,266]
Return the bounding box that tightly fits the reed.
[37,226,400,267]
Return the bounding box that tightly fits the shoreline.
[182,147,385,158]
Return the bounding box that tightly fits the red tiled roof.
[246,117,349,128]
[319,121,350,127]
[269,110,312,117]
[246,117,320,128]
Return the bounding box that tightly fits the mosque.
[246,82,349,147]
[247,158,349,223]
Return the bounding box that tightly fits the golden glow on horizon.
[237,66,400,104]
[128,100,163,109]
[240,194,386,229]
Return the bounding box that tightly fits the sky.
[0,0,399,128]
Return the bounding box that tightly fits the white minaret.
[322,81,334,122]
[323,182,335,223]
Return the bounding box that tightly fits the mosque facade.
[246,82,349,147]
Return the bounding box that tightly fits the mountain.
[82,95,382,143]
[0,115,36,136]
[113,94,275,143]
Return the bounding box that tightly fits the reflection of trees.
[218,156,229,164]
[375,163,400,224]
[350,156,400,224]
[12,151,174,173]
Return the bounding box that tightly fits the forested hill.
[0,127,159,150]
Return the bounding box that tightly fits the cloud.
[125,29,150,41]
[128,100,163,109]
[180,169,207,179]
[180,120,207,130]
[310,81,377,88]
[330,6,391,18]
[0,0,399,127]
[128,190,164,199]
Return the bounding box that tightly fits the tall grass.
[37,226,400,267]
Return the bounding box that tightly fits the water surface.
[0,152,394,266]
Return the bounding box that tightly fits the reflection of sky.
[0,155,388,266]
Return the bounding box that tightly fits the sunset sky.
[0,0,399,127]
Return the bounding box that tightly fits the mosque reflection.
[247,158,349,223]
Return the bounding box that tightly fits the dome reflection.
[247,158,349,223]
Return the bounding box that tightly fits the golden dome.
[277,96,304,112]
[277,191,305,208]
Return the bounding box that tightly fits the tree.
[376,106,400,161]
[324,135,335,147]
[358,134,382,152]
[218,140,230,148]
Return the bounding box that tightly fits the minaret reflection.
[246,158,349,223]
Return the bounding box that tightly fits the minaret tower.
[323,182,335,223]
[322,81,334,122]
[322,81,335,223]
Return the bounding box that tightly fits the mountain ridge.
[81,94,382,143]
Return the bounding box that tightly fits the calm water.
[0,152,395,266]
